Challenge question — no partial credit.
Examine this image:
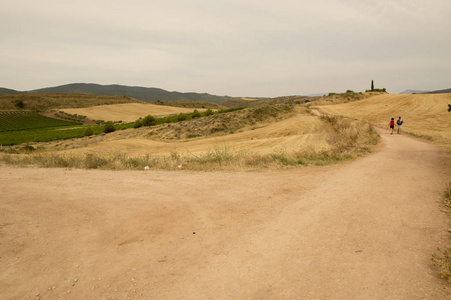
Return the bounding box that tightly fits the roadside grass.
[432,183,451,284]
[0,148,359,171]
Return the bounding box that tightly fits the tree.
[371,80,374,91]
[448,104,451,112]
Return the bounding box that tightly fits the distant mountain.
[398,89,430,94]
[27,83,232,103]
[429,88,451,94]
[0,87,21,95]
[399,88,451,94]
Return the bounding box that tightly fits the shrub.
[22,145,36,152]
[205,108,214,116]
[84,153,108,169]
[103,121,115,133]
[142,115,157,126]
[192,110,201,118]
[366,88,386,93]
[177,113,187,122]
[270,153,297,165]
[432,247,451,283]
[13,99,24,109]
[133,120,143,128]
[84,127,94,136]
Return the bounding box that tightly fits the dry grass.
[151,100,226,109]
[313,91,385,106]
[0,105,380,171]
[432,248,451,284]
[431,182,451,283]
[221,95,318,109]
[61,103,206,123]
[316,93,451,149]
[148,104,295,140]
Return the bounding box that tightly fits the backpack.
[397,119,403,125]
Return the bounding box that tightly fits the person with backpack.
[397,117,403,134]
[389,118,395,134]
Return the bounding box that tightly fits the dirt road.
[1,131,450,299]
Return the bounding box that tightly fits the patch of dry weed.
[148,104,295,140]
[431,183,451,284]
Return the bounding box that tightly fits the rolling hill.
[61,103,206,123]
[0,93,142,111]
[315,93,451,148]
[429,88,451,94]
[399,88,451,94]
[398,90,430,94]
[0,83,232,103]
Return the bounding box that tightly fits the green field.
[0,111,86,145]
[0,108,245,146]
[0,111,80,132]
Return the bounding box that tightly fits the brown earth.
[1,129,450,299]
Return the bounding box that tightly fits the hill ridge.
[0,83,232,103]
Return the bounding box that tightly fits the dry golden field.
[61,103,206,123]
[2,93,449,170]
[2,103,378,171]
[316,93,451,148]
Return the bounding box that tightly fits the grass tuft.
[431,183,451,283]
[432,247,451,283]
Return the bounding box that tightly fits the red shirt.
[390,120,395,126]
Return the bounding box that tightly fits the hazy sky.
[1,0,450,97]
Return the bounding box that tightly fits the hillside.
[429,88,451,94]
[315,93,451,148]
[221,96,316,108]
[151,100,225,109]
[399,90,430,94]
[61,103,206,123]
[0,88,20,95]
[29,83,232,103]
[0,93,142,111]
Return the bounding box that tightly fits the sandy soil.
[1,130,450,299]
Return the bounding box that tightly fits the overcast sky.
[1,0,450,97]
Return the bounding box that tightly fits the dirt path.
[1,132,450,299]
